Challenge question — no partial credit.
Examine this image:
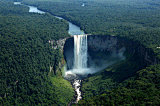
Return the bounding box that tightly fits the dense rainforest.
[22,0,160,105]
[1,0,160,105]
[0,0,74,105]
[79,64,160,105]
[23,0,160,59]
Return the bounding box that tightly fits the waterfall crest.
[74,35,88,69]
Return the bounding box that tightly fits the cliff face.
[118,37,159,66]
[88,35,118,52]
[63,35,126,70]
[135,44,159,65]
[63,35,159,72]
[87,35,126,56]
[48,38,67,51]
[48,38,67,75]
[63,37,74,70]
[87,35,159,65]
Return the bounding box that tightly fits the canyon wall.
[63,35,159,72]
[87,35,159,65]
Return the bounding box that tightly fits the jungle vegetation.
[1,0,160,105]
[0,0,74,105]
[22,0,160,105]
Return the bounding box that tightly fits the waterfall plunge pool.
[64,35,126,79]
[63,34,126,103]
[14,2,126,104]
[14,2,160,104]
[14,2,87,103]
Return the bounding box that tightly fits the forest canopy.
[1,0,160,105]
[23,0,160,59]
[21,0,160,105]
[0,0,74,105]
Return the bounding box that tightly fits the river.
[14,2,84,36]
[14,2,83,104]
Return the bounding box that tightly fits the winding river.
[14,2,83,104]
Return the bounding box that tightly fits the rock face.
[87,35,125,69]
[88,35,118,52]
[48,38,67,75]
[48,38,67,51]
[137,44,159,65]
[88,35,160,65]
[64,35,126,70]
[63,37,74,70]
[63,35,160,71]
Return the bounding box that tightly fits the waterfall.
[74,35,88,69]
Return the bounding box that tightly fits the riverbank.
[14,2,86,104]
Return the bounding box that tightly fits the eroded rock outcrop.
[88,35,118,52]
[63,35,159,73]
[48,38,67,51]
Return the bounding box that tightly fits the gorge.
[14,2,89,103]
[14,1,160,104]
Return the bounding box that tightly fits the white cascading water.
[14,1,87,104]
[72,35,88,103]
[65,35,88,103]
[74,35,88,69]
